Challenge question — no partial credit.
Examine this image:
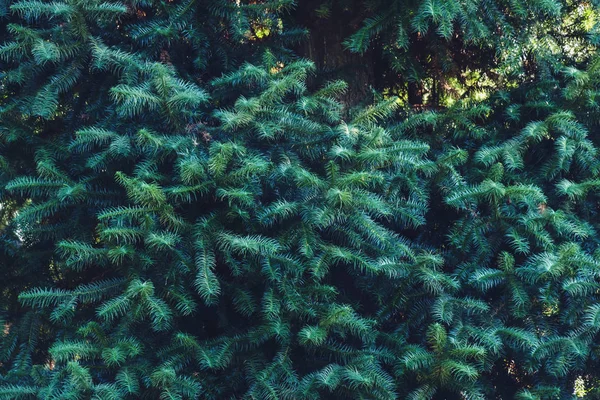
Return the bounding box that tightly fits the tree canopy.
[2,0,600,399]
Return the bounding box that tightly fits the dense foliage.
[2,0,600,399]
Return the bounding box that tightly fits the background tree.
[293,0,598,107]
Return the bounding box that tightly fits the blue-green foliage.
[2,0,600,399]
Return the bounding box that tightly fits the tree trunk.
[292,0,378,108]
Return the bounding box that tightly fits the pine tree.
[3,0,600,399]
[296,0,598,107]
[395,48,600,397]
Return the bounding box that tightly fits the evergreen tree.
[2,0,600,399]
[395,49,600,398]
[294,0,598,107]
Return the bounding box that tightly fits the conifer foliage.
[2,0,600,399]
